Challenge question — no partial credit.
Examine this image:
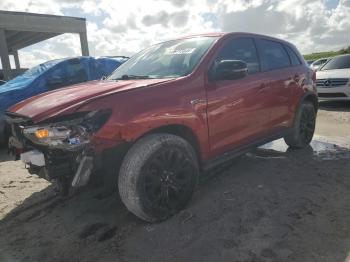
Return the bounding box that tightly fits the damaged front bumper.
[9,133,95,189]
[21,147,94,188]
[5,110,111,193]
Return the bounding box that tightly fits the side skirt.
[202,128,292,172]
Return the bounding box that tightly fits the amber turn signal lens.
[34,129,49,139]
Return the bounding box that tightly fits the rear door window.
[257,39,291,71]
[215,37,260,74]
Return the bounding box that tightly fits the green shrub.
[303,46,350,61]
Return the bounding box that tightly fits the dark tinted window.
[285,45,301,66]
[46,66,66,89]
[65,60,88,84]
[321,55,350,70]
[257,39,291,71]
[215,37,260,74]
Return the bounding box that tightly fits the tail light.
[306,69,316,86]
[311,70,316,82]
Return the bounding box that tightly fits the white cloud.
[18,34,81,67]
[0,0,63,15]
[0,0,349,68]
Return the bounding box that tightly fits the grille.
[318,93,347,98]
[316,78,349,88]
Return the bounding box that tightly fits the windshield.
[108,37,218,80]
[321,55,350,70]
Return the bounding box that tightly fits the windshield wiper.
[113,74,153,80]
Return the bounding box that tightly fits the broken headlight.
[22,110,111,148]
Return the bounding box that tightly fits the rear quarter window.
[257,39,291,71]
[285,45,302,66]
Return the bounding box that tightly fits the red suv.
[6,33,317,222]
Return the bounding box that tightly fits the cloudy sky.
[1,0,349,68]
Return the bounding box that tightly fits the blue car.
[0,56,128,143]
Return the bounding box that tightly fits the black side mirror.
[212,60,248,81]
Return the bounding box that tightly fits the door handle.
[190,98,206,105]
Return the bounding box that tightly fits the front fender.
[77,78,210,160]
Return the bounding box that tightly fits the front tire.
[284,101,316,149]
[118,133,199,222]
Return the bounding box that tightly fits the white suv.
[316,54,350,101]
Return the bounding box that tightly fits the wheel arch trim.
[132,123,204,165]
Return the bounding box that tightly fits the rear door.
[206,37,271,155]
[256,38,295,129]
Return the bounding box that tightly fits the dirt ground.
[1,101,350,262]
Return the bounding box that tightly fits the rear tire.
[118,133,199,222]
[284,101,316,149]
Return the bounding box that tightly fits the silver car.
[316,54,350,101]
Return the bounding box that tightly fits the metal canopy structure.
[0,10,89,80]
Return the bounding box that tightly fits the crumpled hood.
[9,79,171,123]
[316,68,350,79]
